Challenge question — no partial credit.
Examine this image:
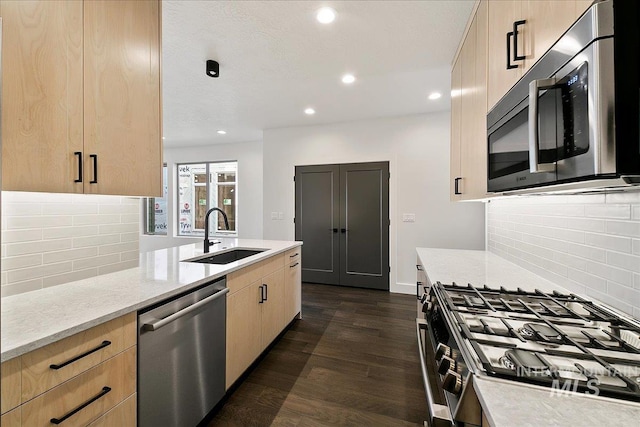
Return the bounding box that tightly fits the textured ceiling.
[162,0,475,147]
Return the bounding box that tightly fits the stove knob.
[435,343,451,360]
[438,356,456,375]
[442,370,462,395]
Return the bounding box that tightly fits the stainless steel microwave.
[487,0,640,193]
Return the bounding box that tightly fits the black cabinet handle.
[49,340,111,370]
[332,228,338,233]
[289,253,299,258]
[513,20,526,61]
[50,386,111,424]
[506,31,517,69]
[259,285,265,303]
[454,177,462,195]
[340,228,347,233]
[264,283,268,301]
[74,152,83,183]
[290,262,299,268]
[417,281,423,299]
[89,154,98,184]
[416,264,423,271]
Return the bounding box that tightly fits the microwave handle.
[528,78,557,173]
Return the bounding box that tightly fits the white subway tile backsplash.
[488,192,640,317]
[43,247,98,264]
[1,192,140,296]
[585,233,632,253]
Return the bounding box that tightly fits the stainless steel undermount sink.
[185,249,267,265]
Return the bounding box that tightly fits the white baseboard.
[390,282,415,295]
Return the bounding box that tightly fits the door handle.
[513,20,526,61]
[74,152,83,183]
[332,228,338,233]
[528,78,557,173]
[340,228,347,233]
[89,154,98,184]
[506,31,517,69]
[264,283,268,301]
[454,177,462,195]
[141,288,229,331]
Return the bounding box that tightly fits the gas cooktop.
[433,282,640,402]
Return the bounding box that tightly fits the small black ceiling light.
[206,60,219,78]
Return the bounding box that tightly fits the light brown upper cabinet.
[1,0,162,196]
[487,0,597,111]
[450,1,488,201]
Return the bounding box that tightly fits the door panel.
[295,165,340,285]
[295,162,389,290]
[340,163,389,290]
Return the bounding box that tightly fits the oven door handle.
[528,77,557,174]
[416,318,454,427]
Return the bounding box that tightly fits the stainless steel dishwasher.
[138,277,228,427]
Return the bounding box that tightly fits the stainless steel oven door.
[416,318,453,427]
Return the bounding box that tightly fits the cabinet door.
[261,269,286,349]
[461,0,488,200]
[0,408,20,427]
[0,0,84,193]
[487,0,524,110]
[226,282,262,390]
[87,393,136,427]
[523,0,578,72]
[285,258,302,322]
[1,358,21,414]
[83,0,162,196]
[450,55,462,202]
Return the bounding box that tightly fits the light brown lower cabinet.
[0,312,137,427]
[225,249,302,390]
[87,393,136,427]
[285,252,302,322]
[0,408,20,427]
[21,347,135,427]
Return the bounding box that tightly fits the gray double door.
[294,162,389,290]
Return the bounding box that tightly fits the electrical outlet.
[402,213,416,222]
[278,212,284,220]
[271,212,278,220]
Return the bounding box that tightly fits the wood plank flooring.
[209,283,427,426]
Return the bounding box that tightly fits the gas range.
[417,281,640,426]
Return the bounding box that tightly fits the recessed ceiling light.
[341,74,356,84]
[316,7,336,24]
[428,92,442,100]
[217,130,227,135]
[304,108,316,115]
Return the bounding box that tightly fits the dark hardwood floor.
[209,283,427,426]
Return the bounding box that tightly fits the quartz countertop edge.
[1,238,302,362]
[416,247,640,424]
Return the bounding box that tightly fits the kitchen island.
[417,248,640,427]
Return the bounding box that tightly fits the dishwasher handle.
[142,287,229,332]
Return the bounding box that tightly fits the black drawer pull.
[74,152,83,183]
[454,177,462,195]
[290,262,299,268]
[89,154,98,184]
[49,340,111,370]
[416,281,423,299]
[416,264,423,271]
[50,386,111,424]
[289,253,299,258]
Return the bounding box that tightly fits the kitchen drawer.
[21,313,135,402]
[262,253,285,276]
[87,393,136,427]
[1,358,21,414]
[21,347,136,427]
[285,247,301,265]
[0,407,21,427]
[227,261,263,294]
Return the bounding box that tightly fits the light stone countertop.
[416,248,640,427]
[1,238,301,362]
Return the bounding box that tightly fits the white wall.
[1,192,140,297]
[140,140,264,252]
[487,191,640,318]
[263,112,486,293]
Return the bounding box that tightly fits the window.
[177,161,237,236]
[144,165,168,235]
